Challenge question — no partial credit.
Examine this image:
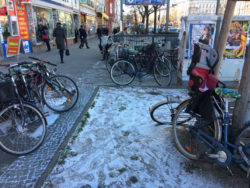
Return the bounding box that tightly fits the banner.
[0,6,7,16]
[6,36,22,56]
[224,21,249,59]
[189,23,216,58]
[16,2,30,41]
[125,0,165,5]
[6,0,15,16]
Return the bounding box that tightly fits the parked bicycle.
[110,42,172,86]
[15,57,79,112]
[0,63,47,155]
[172,85,250,176]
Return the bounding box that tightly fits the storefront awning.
[0,6,7,16]
[102,13,109,20]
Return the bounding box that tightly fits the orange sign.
[16,3,29,40]
[6,37,21,56]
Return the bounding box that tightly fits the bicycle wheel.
[173,99,220,160]
[154,58,172,86]
[106,59,114,73]
[110,59,136,86]
[233,122,250,173]
[42,75,79,112]
[0,103,46,155]
[150,96,181,124]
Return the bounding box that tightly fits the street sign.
[125,0,166,5]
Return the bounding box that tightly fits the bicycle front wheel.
[42,75,79,112]
[0,103,47,155]
[154,58,172,86]
[150,97,181,124]
[172,99,220,160]
[110,59,136,86]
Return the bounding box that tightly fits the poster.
[6,36,21,56]
[6,0,15,16]
[16,2,30,41]
[0,6,7,16]
[224,21,249,59]
[189,23,216,58]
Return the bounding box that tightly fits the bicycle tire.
[42,75,79,112]
[149,97,181,124]
[153,58,172,86]
[233,122,250,173]
[0,102,47,155]
[173,99,220,160]
[110,59,136,86]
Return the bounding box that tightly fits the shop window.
[59,11,74,38]
[0,0,6,6]
[0,16,10,41]
[33,7,54,43]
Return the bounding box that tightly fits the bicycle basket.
[0,80,15,103]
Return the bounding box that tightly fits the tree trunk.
[233,44,250,131]
[153,6,157,33]
[145,6,149,34]
[214,0,236,76]
[142,16,145,24]
[134,10,138,33]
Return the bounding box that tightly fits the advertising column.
[16,1,31,53]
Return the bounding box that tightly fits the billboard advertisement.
[189,23,216,58]
[125,0,165,5]
[224,21,249,59]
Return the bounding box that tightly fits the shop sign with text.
[16,2,29,41]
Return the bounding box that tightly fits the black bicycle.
[110,43,172,86]
[0,63,47,155]
[15,57,79,112]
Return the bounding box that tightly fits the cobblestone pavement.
[0,85,97,187]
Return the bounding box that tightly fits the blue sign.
[125,0,165,5]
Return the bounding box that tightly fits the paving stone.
[0,85,96,187]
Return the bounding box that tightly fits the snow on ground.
[44,87,242,188]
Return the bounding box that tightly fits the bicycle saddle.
[215,88,241,99]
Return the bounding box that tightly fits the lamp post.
[165,0,170,32]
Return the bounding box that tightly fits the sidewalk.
[44,87,248,188]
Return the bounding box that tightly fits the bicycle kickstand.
[226,166,234,176]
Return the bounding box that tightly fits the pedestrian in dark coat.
[79,25,90,49]
[42,25,51,51]
[97,27,102,46]
[74,27,79,43]
[53,22,67,63]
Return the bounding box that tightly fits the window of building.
[0,16,10,41]
[110,2,113,14]
[59,11,74,38]
[33,7,54,42]
[0,0,6,6]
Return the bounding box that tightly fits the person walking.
[97,26,102,46]
[42,25,50,52]
[79,25,90,49]
[53,22,67,63]
[74,26,79,43]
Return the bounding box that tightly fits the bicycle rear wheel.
[110,59,136,86]
[154,58,172,86]
[173,99,220,160]
[150,97,181,124]
[0,103,47,155]
[233,122,250,173]
[42,75,79,112]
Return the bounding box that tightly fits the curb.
[35,86,99,188]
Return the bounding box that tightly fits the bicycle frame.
[188,97,248,166]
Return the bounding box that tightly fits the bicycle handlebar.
[29,56,57,66]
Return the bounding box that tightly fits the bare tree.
[153,5,162,33]
[145,5,154,33]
